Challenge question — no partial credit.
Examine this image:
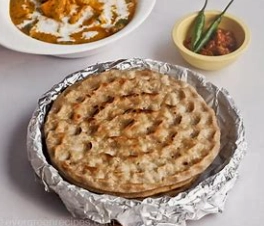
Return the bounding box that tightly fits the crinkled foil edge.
[27,58,247,226]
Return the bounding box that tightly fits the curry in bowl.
[10,0,137,45]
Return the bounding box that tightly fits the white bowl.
[0,0,156,58]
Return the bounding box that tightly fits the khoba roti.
[44,69,220,198]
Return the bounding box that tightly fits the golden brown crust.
[59,171,197,198]
[44,69,220,198]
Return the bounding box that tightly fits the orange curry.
[9,0,137,45]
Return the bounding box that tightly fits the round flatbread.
[44,69,220,198]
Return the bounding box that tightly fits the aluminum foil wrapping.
[27,58,247,226]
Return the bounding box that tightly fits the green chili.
[191,0,208,50]
[193,0,234,53]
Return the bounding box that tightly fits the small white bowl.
[0,0,156,58]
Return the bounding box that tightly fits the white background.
[0,0,263,225]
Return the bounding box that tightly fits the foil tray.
[27,58,247,226]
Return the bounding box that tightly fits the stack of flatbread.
[44,69,220,198]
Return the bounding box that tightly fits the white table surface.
[0,0,263,225]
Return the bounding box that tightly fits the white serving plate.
[0,0,156,58]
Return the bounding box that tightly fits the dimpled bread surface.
[44,69,220,198]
